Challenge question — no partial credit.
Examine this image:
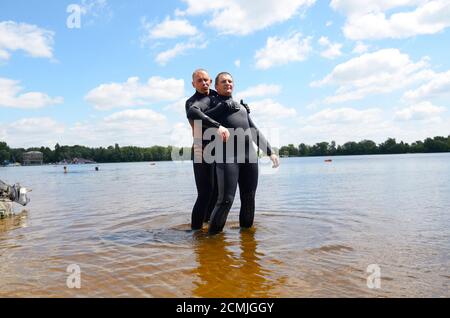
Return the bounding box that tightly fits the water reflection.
[192,228,272,297]
[0,210,28,234]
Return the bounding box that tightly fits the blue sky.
[1,0,449,149]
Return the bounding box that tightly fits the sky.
[0,0,449,149]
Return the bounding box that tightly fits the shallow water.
[0,154,449,297]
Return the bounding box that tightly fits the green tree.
[358,140,378,155]
[310,142,329,156]
[298,143,310,156]
[0,142,10,163]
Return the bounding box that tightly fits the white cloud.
[164,98,188,117]
[331,0,450,40]
[67,109,175,147]
[0,78,63,109]
[9,117,64,134]
[85,76,185,110]
[236,84,282,100]
[287,107,388,145]
[395,101,447,121]
[318,36,343,59]
[255,33,312,69]
[404,70,450,101]
[0,127,5,141]
[292,107,390,144]
[352,41,369,54]
[0,49,10,60]
[0,21,54,60]
[330,0,425,15]
[178,0,230,15]
[310,48,434,104]
[79,0,113,25]
[140,16,206,66]
[145,17,198,39]
[104,109,166,123]
[234,59,241,68]
[179,0,316,35]
[282,103,450,145]
[306,107,383,124]
[3,117,65,148]
[234,98,297,147]
[155,39,207,65]
[168,121,194,148]
[248,98,297,122]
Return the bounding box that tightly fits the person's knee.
[216,194,234,210]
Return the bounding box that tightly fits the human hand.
[217,125,230,142]
[270,154,280,168]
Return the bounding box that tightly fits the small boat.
[324,159,333,163]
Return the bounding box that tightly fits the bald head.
[192,69,212,95]
[192,69,209,81]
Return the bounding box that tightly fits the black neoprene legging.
[208,162,258,234]
[192,160,218,230]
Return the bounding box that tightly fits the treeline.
[279,136,450,157]
[1,136,449,165]
[0,142,186,164]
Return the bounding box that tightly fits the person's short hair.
[192,69,209,81]
[215,72,233,86]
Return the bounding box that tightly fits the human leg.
[208,163,239,234]
[238,163,258,228]
[191,161,215,230]
[204,162,217,223]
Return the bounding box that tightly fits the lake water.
[0,153,449,297]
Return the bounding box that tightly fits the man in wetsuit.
[187,72,280,234]
[185,69,230,230]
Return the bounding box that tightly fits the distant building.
[23,151,43,166]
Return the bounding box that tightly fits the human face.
[192,71,212,95]
[215,74,233,96]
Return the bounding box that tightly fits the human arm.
[248,115,280,168]
[186,99,221,129]
[186,99,230,141]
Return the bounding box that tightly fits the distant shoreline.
[2,152,450,168]
[1,136,449,165]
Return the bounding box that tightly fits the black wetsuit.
[187,95,273,234]
[185,90,220,230]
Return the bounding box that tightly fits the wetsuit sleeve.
[203,101,228,119]
[248,115,273,156]
[187,100,221,128]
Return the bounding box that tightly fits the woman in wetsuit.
[187,72,279,234]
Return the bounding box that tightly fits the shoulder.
[186,93,204,108]
[186,93,198,106]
